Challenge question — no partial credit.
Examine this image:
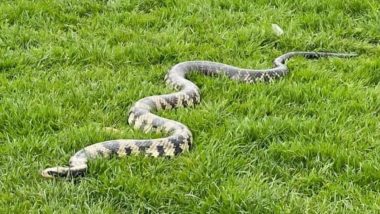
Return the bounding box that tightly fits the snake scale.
[41,51,357,178]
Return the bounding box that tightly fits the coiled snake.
[41,51,357,178]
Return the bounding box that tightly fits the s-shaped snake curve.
[41,51,357,178]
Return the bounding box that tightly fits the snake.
[41,51,357,178]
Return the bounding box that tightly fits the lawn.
[1,0,379,213]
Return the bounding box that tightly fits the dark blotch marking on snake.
[125,147,132,155]
[136,140,152,155]
[168,137,183,155]
[97,150,104,156]
[103,141,120,156]
[139,120,148,131]
[157,145,165,156]
[152,118,165,129]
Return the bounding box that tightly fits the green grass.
[1,0,379,213]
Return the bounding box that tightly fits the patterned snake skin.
[41,51,357,178]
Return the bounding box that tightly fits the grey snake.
[41,51,357,178]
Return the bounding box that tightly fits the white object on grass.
[271,24,284,36]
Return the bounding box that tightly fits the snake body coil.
[41,51,357,178]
